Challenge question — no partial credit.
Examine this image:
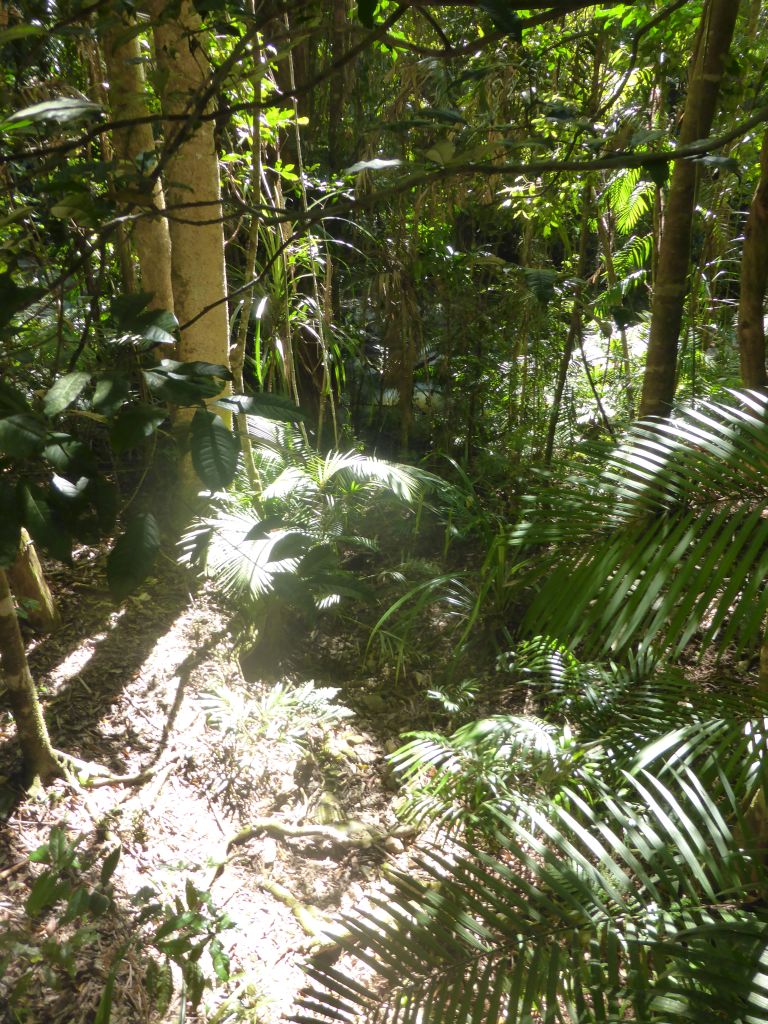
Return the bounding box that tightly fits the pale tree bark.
[103,11,174,314]
[0,569,61,783]
[8,529,60,633]
[638,0,740,419]
[147,0,231,513]
[148,0,229,369]
[739,129,768,389]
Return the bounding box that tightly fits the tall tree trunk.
[0,569,61,784]
[739,130,768,389]
[638,0,740,418]
[148,0,231,512]
[544,186,592,464]
[102,11,174,314]
[149,0,229,362]
[8,529,60,633]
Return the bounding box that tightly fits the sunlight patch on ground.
[44,608,127,690]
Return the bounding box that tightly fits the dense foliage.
[2,0,768,1020]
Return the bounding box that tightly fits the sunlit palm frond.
[518,391,768,658]
[296,729,768,1024]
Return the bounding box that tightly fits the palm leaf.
[296,720,768,1024]
[517,391,768,658]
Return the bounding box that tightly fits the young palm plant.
[296,648,768,1024]
[294,391,768,1024]
[179,416,434,651]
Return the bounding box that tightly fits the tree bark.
[0,569,61,784]
[148,0,231,513]
[7,529,60,633]
[102,12,174,314]
[739,129,768,389]
[149,0,229,363]
[638,0,740,419]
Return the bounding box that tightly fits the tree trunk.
[8,529,60,633]
[148,0,231,512]
[739,129,768,389]
[638,0,740,419]
[0,569,61,784]
[545,186,592,464]
[102,11,174,314]
[149,0,229,361]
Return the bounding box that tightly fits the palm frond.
[518,391,768,658]
[296,723,768,1024]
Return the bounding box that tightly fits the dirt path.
[0,557,417,1023]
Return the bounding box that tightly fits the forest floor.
[0,553,433,1024]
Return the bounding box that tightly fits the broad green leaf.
[25,872,67,916]
[107,513,161,601]
[0,379,30,414]
[142,368,222,404]
[158,359,231,379]
[44,434,98,477]
[0,414,46,457]
[345,157,402,173]
[216,392,308,423]
[92,372,130,416]
[109,403,167,452]
[50,193,101,226]
[43,371,91,417]
[0,25,46,45]
[19,484,72,562]
[190,409,240,489]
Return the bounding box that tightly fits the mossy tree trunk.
[638,0,740,418]
[0,568,61,784]
[7,529,60,633]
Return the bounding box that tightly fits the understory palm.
[296,390,768,1024]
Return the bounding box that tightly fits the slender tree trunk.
[102,12,174,314]
[544,186,592,464]
[638,0,740,418]
[148,0,231,513]
[8,529,60,633]
[0,569,61,783]
[149,0,229,365]
[739,130,768,389]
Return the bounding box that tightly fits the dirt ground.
[0,552,425,1023]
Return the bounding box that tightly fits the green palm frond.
[517,391,768,658]
[296,715,768,1024]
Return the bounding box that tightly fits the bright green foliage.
[297,649,768,1024]
[0,827,232,1023]
[517,390,768,658]
[179,415,434,623]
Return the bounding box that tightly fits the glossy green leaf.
[6,97,102,126]
[92,372,130,416]
[216,392,308,423]
[43,371,91,417]
[44,434,98,477]
[142,367,222,404]
[0,414,46,457]
[19,484,72,562]
[109,403,167,453]
[190,409,240,490]
[107,512,161,601]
